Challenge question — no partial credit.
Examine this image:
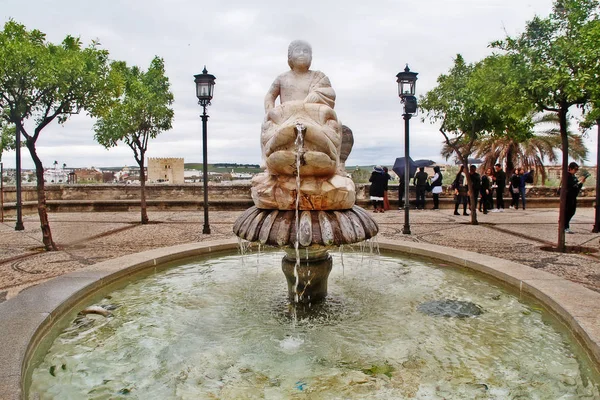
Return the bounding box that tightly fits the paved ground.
[0,207,599,301]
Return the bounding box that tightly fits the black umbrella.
[392,157,417,178]
[393,158,435,178]
[414,159,436,168]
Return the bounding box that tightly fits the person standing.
[492,163,506,212]
[452,166,468,216]
[430,166,443,210]
[398,174,405,209]
[469,165,481,213]
[509,169,521,209]
[520,168,533,210]
[413,167,428,210]
[564,162,587,233]
[369,166,387,213]
[480,167,493,214]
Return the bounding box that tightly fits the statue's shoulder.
[309,70,331,84]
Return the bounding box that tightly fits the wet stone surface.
[417,299,483,318]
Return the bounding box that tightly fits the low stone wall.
[0,183,595,215]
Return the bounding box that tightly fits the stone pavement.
[0,207,599,301]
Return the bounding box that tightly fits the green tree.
[492,0,600,251]
[0,120,17,161]
[421,54,532,224]
[94,57,174,224]
[578,17,600,232]
[0,20,115,251]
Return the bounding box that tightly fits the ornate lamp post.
[194,66,216,234]
[396,64,418,235]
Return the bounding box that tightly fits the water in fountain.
[29,250,600,398]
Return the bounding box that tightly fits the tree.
[94,57,174,224]
[0,20,115,251]
[466,113,588,183]
[421,54,532,224]
[0,120,17,161]
[492,0,600,251]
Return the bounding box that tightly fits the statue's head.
[288,40,312,70]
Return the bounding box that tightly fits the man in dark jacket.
[413,167,428,210]
[398,174,405,209]
[564,162,586,233]
[492,163,506,212]
[469,165,481,212]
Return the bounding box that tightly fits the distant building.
[74,168,103,183]
[148,158,184,184]
[43,167,69,183]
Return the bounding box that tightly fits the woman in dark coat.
[369,166,387,213]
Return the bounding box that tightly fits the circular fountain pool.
[28,249,600,399]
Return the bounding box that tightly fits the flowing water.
[29,250,600,399]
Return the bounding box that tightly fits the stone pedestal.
[281,253,333,303]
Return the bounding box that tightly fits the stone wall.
[0,183,595,215]
[1,183,595,203]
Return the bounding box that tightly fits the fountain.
[3,40,600,399]
[233,40,378,304]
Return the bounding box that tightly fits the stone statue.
[252,40,356,210]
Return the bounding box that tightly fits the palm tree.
[442,113,588,184]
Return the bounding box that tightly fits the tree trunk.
[506,147,515,177]
[26,138,57,251]
[593,120,600,233]
[139,155,149,224]
[557,107,569,252]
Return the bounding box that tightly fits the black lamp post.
[14,124,24,231]
[396,64,418,235]
[194,66,216,234]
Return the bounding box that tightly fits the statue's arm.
[264,77,281,112]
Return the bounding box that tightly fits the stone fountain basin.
[1,239,599,399]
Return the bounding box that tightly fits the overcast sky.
[2,0,597,170]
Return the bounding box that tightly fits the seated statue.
[252,40,356,210]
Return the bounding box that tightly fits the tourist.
[468,165,481,213]
[480,167,493,214]
[413,167,428,210]
[383,167,392,211]
[509,169,521,209]
[563,162,586,233]
[430,166,443,210]
[398,174,405,209]
[520,168,533,210]
[492,163,506,212]
[452,165,468,216]
[369,166,387,213]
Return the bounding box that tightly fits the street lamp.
[396,64,418,235]
[194,66,216,234]
[14,125,24,230]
